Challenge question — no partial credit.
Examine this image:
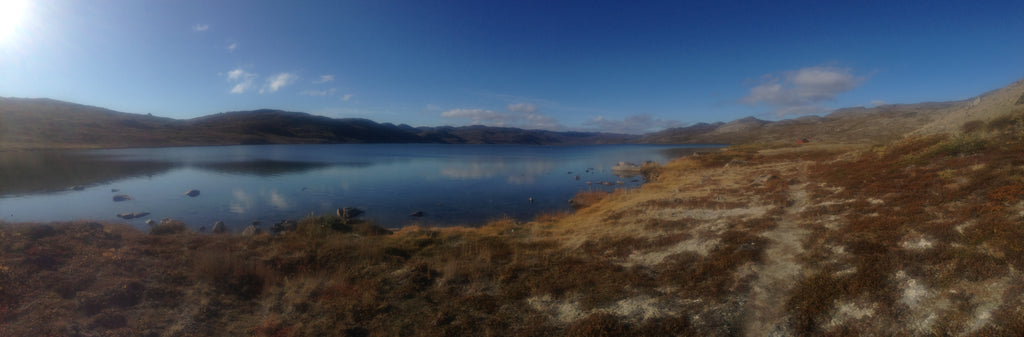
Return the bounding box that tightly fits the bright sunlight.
[0,0,29,45]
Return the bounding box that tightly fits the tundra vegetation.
[4,109,1024,336]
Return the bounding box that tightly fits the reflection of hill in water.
[193,160,361,176]
[0,152,373,196]
[0,152,175,196]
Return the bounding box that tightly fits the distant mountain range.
[0,99,637,149]
[2,78,1023,149]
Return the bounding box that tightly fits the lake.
[0,144,722,231]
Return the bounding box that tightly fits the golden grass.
[6,134,1024,335]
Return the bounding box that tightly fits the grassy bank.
[4,115,1024,336]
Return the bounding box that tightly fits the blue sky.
[1,0,1022,134]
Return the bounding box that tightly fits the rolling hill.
[3,78,1024,150]
[0,99,637,149]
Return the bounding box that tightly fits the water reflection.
[1,144,724,229]
[0,151,175,196]
[194,160,341,176]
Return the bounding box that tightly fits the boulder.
[611,161,642,177]
[211,221,227,234]
[337,207,365,219]
[240,225,263,237]
[185,189,200,197]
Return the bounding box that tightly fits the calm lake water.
[0,144,721,231]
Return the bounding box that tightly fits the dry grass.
[6,133,1024,335]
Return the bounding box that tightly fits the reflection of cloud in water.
[506,160,558,185]
[232,189,290,212]
[439,159,558,185]
[230,189,253,214]
[270,190,289,209]
[440,159,559,185]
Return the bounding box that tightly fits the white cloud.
[341,93,354,101]
[742,66,865,117]
[507,103,538,114]
[583,114,684,134]
[226,42,237,51]
[192,24,209,32]
[440,104,562,130]
[225,68,256,94]
[440,109,505,123]
[300,88,337,96]
[261,73,298,94]
[314,75,334,84]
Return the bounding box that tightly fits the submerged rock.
[113,194,133,202]
[185,189,200,197]
[116,212,150,220]
[409,211,424,217]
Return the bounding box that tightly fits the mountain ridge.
[3,78,1024,149]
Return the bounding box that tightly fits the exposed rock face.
[211,221,227,234]
[185,189,200,197]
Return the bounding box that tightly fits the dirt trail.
[743,173,810,336]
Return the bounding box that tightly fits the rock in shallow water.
[185,189,200,197]
[116,212,149,220]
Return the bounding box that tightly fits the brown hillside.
[644,79,1024,145]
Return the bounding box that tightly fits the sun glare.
[0,0,29,45]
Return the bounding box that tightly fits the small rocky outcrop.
[409,211,424,217]
[113,194,133,202]
[185,189,200,197]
